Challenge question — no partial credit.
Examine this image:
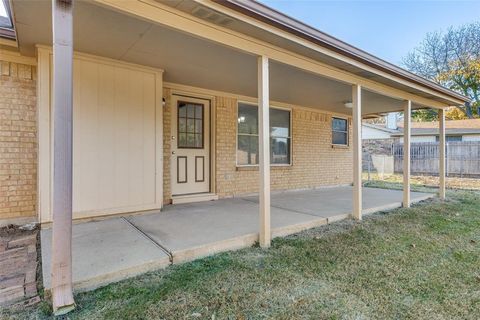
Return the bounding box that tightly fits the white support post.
[51,0,75,315]
[403,101,411,207]
[439,108,446,200]
[352,84,362,220]
[258,55,271,248]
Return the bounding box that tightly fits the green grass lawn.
[3,190,480,319]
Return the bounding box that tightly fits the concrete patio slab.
[40,186,434,292]
[127,198,327,263]
[41,218,170,292]
[243,186,432,217]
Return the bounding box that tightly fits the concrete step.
[172,193,219,204]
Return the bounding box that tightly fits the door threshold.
[172,193,219,205]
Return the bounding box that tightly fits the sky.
[259,0,480,66]
[0,1,6,17]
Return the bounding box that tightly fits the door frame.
[170,91,216,197]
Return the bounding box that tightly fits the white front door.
[171,95,210,196]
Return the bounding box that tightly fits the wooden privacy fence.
[391,141,480,177]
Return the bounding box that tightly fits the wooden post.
[51,0,75,315]
[439,108,446,200]
[258,55,271,247]
[352,84,362,220]
[402,101,411,207]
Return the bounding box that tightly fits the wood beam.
[51,0,75,315]
[258,55,271,247]
[403,101,411,207]
[439,109,446,200]
[352,84,362,220]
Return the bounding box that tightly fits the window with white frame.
[332,117,348,145]
[237,103,291,165]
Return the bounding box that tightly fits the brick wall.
[0,60,37,220]
[215,96,353,197]
[0,226,39,306]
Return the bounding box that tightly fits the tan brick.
[0,285,24,305]
[24,282,37,297]
[0,275,24,290]
[0,60,36,220]
[7,233,36,249]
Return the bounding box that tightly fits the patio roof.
[10,0,466,114]
[216,0,469,104]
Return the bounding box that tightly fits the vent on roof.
[191,6,234,27]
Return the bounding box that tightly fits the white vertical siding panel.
[79,60,100,212]
[70,58,158,217]
[143,73,156,205]
[128,70,144,207]
[97,64,116,210]
[114,67,130,209]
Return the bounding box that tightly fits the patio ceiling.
[13,0,420,116]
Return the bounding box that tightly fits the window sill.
[236,165,292,171]
[331,144,349,149]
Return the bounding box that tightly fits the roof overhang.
[9,0,468,115]
[362,123,400,134]
[198,0,469,106]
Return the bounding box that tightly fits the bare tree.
[403,22,480,118]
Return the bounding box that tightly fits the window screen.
[237,103,291,165]
[332,117,348,145]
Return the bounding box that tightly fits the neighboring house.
[394,119,480,143]
[363,123,400,140]
[0,0,468,312]
[363,112,400,140]
[363,119,480,142]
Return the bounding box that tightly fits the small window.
[237,103,291,166]
[332,117,348,145]
[270,108,291,164]
[237,103,259,165]
[436,135,462,142]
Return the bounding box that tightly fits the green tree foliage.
[403,22,480,119]
[411,106,469,121]
[412,109,438,122]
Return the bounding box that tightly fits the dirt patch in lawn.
[363,172,480,191]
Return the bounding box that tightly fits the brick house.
[0,0,468,313]
[363,119,480,142]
